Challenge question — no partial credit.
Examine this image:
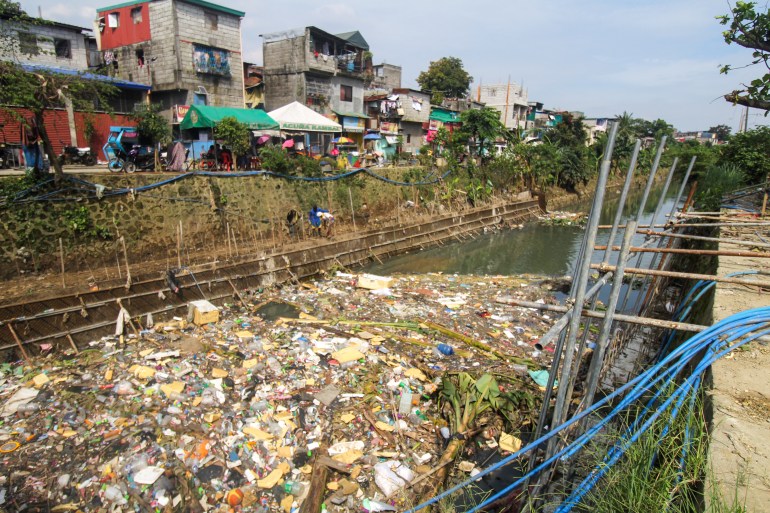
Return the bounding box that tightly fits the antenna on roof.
[38,6,42,18]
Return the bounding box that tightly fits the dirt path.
[708,227,770,512]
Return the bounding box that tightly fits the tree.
[717,125,770,184]
[708,124,732,141]
[214,116,250,165]
[544,113,590,192]
[457,107,511,166]
[718,2,770,110]
[1,2,118,182]
[131,105,171,168]
[416,57,472,105]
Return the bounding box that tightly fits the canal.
[366,176,683,309]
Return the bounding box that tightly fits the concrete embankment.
[708,223,770,512]
[0,195,541,352]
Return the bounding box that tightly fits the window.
[406,134,411,144]
[54,38,71,58]
[107,12,119,28]
[376,67,384,77]
[18,32,38,55]
[489,89,496,97]
[131,7,142,24]
[136,48,144,66]
[205,12,218,30]
[340,85,352,102]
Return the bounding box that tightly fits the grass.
[577,385,748,513]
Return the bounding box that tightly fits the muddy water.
[367,178,682,308]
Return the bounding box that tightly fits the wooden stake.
[177,221,182,268]
[7,323,30,362]
[59,238,65,288]
[226,222,232,259]
[115,251,122,280]
[348,187,356,231]
[66,333,80,355]
[120,236,131,289]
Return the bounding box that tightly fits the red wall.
[1,108,134,159]
[98,2,152,50]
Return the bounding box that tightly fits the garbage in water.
[0,272,582,511]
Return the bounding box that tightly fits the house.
[371,63,401,90]
[95,0,246,120]
[262,26,371,147]
[583,117,615,145]
[1,14,91,71]
[477,82,529,131]
[1,12,149,159]
[674,131,718,145]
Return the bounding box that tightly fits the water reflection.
[366,176,682,279]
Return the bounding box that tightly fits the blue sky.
[26,0,768,132]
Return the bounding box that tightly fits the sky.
[23,0,769,132]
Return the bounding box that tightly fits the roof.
[180,105,278,130]
[20,63,151,91]
[98,0,244,17]
[335,30,369,51]
[267,101,342,133]
[429,108,461,124]
[333,110,369,119]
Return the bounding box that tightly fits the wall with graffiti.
[193,45,231,76]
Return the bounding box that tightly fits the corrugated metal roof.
[21,64,151,91]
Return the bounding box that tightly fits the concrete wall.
[372,63,401,90]
[400,121,424,154]
[0,20,89,70]
[0,167,424,277]
[330,75,364,115]
[263,35,309,110]
[478,83,529,130]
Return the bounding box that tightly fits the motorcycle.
[59,143,97,166]
[109,145,155,173]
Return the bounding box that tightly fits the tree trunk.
[35,110,63,183]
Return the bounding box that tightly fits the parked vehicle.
[59,143,97,166]
[125,145,156,173]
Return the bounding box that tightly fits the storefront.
[334,111,369,151]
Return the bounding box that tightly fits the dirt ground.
[708,230,770,512]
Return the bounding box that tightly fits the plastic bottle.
[284,481,305,496]
[436,343,454,356]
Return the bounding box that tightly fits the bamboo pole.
[590,263,770,288]
[638,230,770,250]
[595,245,770,258]
[176,222,182,269]
[496,298,706,333]
[66,333,79,354]
[600,221,770,229]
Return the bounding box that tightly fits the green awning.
[429,109,461,124]
[180,105,278,130]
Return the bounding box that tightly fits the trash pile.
[0,272,563,512]
[538,211,586,227]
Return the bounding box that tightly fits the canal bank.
[708,217,770,512]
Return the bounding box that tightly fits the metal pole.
[594,245,770,258]
[668,156,696,221]
[546,121,617,457]
[603,140,641,264]
[618,136,667,314]
[581,221,636,416]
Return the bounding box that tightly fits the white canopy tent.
[267,101,342,132]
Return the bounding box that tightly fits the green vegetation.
[718,1,770,111]
[416,56,473,105]
[213,116,250,163]
[582,387,747,513]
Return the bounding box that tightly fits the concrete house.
[0,15,92,71]
[262,26,371,143]
[477,82,529,131]
[371,63,401,90]
[95,0,246,119]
